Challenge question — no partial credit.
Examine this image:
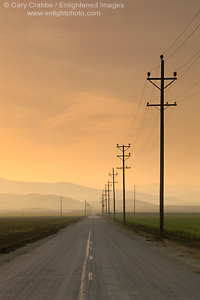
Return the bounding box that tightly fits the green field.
[0,215,84,253]
[115,213,200,239]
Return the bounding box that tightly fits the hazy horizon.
[0,177,199,208]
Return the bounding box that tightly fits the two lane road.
[0,216,200,299]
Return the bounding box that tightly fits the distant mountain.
[134,183,200,204]
[0,193,85,214]
[0,178,199,208]
[0,192,199,215]
[0,178,101,201]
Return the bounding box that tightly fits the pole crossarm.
[117,144,130,152]
[147,74,177,90]
[147,102,177,107]
[117,154,131,161]
[117,166,131,169]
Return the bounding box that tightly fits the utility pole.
[147,55,177,238]
[134,185,137,215]
[85,200,89,216]
[109,168,118,220]
[101,191,105,215]
[60,197,62,217]
[106,181,112,218]
[104,186,108,217]
[117,144,131,224]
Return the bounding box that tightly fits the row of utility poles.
[60,197,90,217]
[101,144,131,224]
[101,55,177,239]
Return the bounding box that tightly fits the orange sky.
[0,1,199,189]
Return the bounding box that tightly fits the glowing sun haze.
[0,1,199,189]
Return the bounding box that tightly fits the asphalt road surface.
[0,216,200,300]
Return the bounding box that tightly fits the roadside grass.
[0,215,84,254]
[115,213,200,239]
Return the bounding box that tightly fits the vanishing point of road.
[0,216,200,300]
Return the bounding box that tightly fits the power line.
[135,135,159,167]
[166,23,200,61]
[134,103,184,167]
[174,80,200,102]
[178,54,200,80]
[149,11,200,72]
[133,114,159,164]
[163,9,200,55]
[130,66,160,152]
[132,106,149,149]
[176,49,200,71]
[125,80,147,143]
[177,90,200,103]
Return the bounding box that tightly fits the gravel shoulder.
[111,219,200,275]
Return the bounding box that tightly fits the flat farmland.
[0,215,84,254]
[115,213,200,248]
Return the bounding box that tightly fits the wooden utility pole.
[104,186,108,217]
[105,181,112,218]
[147,55,177,238]
[117,144,131,224]
[60,197,62,217]
[85,200,89,216]
[101,191,105,215]
[109,168,118,220]
[134,185,137,215]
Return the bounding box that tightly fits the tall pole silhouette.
[106,181,112,218]
[101,191,105,215]
[104,186,108,217]
[134,185,137,215]
[117,144,131,224]
[60,197,62,217]
[147,55,177,238]
[109,168,118,220]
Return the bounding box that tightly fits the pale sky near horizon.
[0,0,199,190]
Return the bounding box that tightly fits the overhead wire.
[176,90,200,103]
[178,55,200,80]
[124,80,147,143]
[149,10,200,72]
[135,105,176,167]
[174,80,200,102]
[133,114,159,164]
[163,9,200,55]
[176,49,200,71]
[132,65,160,149]
[166,24,200,61]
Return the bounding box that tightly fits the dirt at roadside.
[112,220,200,275]
[0,216,84,254]
[0,218,84,267]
